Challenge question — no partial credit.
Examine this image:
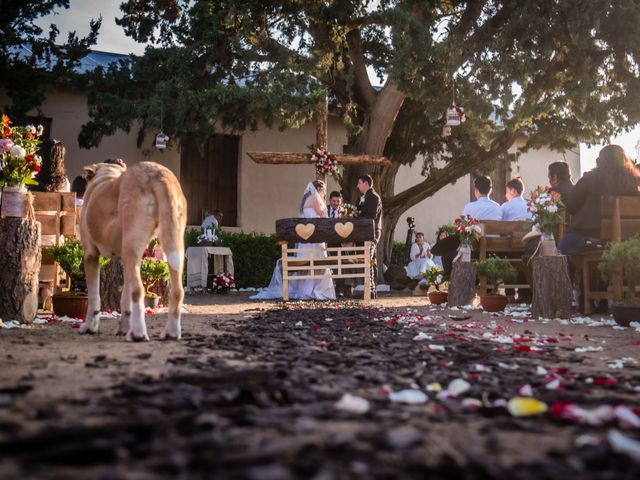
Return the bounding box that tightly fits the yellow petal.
[508,397,548,417]
[426,382,442,392]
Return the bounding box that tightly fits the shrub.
[599,236,640,305]
[476,256,517,294]
[423,265,445,291]
[218,231,280,288]
[140,258,170,296]
[49,239,108,292]
[390,240,406,267]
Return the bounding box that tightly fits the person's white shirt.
[462,196,501,220]
[201,215,219,229]
[501,196,531,221]
[410,242,431,260]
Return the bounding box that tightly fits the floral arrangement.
[311,147,339,178]
[454,215,481,246]
[0,114,43,187]
[214,271,235,292]
[527,186,564,237]
[337,203,359,218]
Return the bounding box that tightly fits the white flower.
[547,204,558,213]
[10,145,26,159]
[25,125,36,134]
[36,125,44,136]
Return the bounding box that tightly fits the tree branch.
[384,130,522,216]
[346,29,376,109]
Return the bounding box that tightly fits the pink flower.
[0,138,13,153]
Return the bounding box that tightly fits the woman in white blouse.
[405,232,436,279]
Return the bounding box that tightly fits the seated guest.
[71,175,87,206]
[463,176,502,220]
[202,209,223,229]
[548,161,574,202]
[405,232,436,279]
[501,177,531,221]
[558,144,640,255]
[327,191,342,218]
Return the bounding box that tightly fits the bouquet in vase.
[214,272,235,293]
[527,186,564,238]
[454,215,481,246]
[337,203,358,218]
[0,115,43,187]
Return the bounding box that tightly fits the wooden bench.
[32,192,77,307]
[478,220,529,296]
[574,196,640,314]
[276,218,376,301]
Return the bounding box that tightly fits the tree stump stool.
[0,218,41,323]
[532,255,572,319]
[448,261,477,307]
[100,257,124,311]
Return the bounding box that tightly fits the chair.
[32,192,77,306]
[478,221,530,296]
[575,196,640,314]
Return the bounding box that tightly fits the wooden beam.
[276,217,375,243]
[248,151,393,167]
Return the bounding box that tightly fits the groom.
[357,174,382,299]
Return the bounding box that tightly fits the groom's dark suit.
[358,188,382,298]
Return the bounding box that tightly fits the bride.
[251,180,336,300]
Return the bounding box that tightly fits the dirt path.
[1,292,639,479]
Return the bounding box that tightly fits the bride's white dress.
[251,207,336,301]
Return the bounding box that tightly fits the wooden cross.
[247,95,392,182]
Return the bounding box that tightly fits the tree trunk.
[448,261,477,307]
[0,218,41,323]
[532,256,572,319]
[100,257,124,311]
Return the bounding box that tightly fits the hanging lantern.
[155,131,170,150]
[442,125,452,137]
[446,104,464,126]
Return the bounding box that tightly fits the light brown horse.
[79,161,187,341]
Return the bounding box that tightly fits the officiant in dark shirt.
[357,175,382,299]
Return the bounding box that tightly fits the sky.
[37,1,640,174]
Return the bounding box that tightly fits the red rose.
[33,163,41,173]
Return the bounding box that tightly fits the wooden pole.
[0,218,41,323]
[315,94,328,182]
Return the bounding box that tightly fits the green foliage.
[599,236,640,304]
[476,256,517,293]
[0,1,101,120]
[217,231,280,289]
[390,240,406,267]
[140,257,170,294]
[184,227,203,248]
[423,265,445,291]
[50,238,84,290]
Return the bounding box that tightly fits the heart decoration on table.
[295,223,316,240]
[335,222,354,239]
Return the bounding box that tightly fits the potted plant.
[599,236,640,326]
[476,256,518,312]
[49,239,89,318]
[423,265,448,305]
[140,257,170,308]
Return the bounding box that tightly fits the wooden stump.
[100,257,124,311]
[532,255,572,319]
[0,218,41,323]
[448,261,477,307]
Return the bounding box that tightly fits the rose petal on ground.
[412,332,432,341]
[608,430,640,461]
[575,346,603,353]
[545,379,561,390]
[447,378,471,396]
[508,397,548,417]
[335,393,370,414]
[428,344,446,351]
[389,389,428,405]
[614,406,640,429]
[519,384,533,397]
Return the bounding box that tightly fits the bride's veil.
[299,181,324,215]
